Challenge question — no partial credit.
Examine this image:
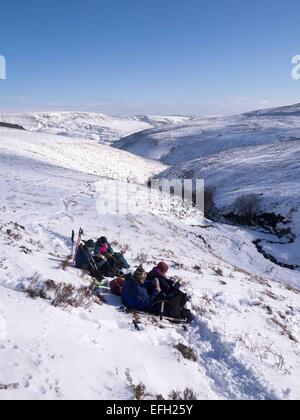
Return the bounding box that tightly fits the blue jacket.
[121,274,160,312]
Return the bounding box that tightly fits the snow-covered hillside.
[0,112,192,145]
[114,104,300,270]
[157,141,300,269]
[0,126,300,400]
[0,127,166,184]
[113,109,300,166]
[244,103,300,118]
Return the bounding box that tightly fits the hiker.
[75,239,105,280]
[145,262,179,294]
[75,240,95,270]
[145,262,193,323]
[94,237,130,270]
[94,236,114,257]
[121,265,161,312]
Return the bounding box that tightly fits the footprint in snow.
[188,318,279,400]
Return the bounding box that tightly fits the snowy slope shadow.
[95,284,123,308]
[191,319,278,400]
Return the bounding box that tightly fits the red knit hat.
[157,262,169,274]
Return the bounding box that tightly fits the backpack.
[110,277,125,296]
[151,289,193,322]
[75,242,104,281]
[75,244,91,270]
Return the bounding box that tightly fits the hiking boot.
[182,309,194,324]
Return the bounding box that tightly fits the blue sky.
[0,0,299,115]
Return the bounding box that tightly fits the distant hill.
[113,105,300,165]
[0,112,191,145]
[0,121,25,130]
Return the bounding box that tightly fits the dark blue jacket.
[121,274,160,312]
[75,245,91,270]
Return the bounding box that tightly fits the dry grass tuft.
[27,279,104,309]
[236,333,286,370]
[213,267,224,276]
[168,388,198,400]
[135,253,148,264]
[175,343,197,362]
[125,369,146,401]
[270,317,298,343]
[0,383,19,391]
[61,255,72,271]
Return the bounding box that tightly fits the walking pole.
[160,301,165,321]
[71,230,75,258]
[73,228,83,263]
[83,246,99,273]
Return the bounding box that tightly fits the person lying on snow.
[122,264,193,323]
[75,240,95,271]
[121,265,161,312]
[145,262,180,294]
[94,237,130,270]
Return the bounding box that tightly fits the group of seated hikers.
[75,236,130,278]
[75,236,193,323]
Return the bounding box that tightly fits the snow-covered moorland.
[0,112,192,145]
[0,124,300,400]
[114,104,300,270]
[114,104,300,165]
